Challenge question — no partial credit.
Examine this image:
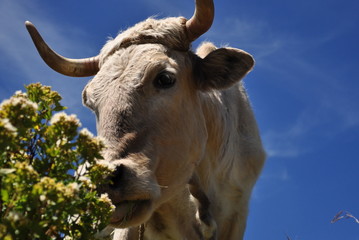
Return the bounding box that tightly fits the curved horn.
[186,0,215,42]
[25,21,99,77]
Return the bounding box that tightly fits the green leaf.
[1,189,9,202]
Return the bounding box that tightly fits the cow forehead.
[94,44,180,86]
[84,44,187,109]
[99,17,190,66]
[84,16,192,105]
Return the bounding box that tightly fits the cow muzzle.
[98,158,161,228]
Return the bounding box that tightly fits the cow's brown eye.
[154,72,176,89]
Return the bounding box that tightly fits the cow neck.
[199,90,228,165]
[143,187,202,239]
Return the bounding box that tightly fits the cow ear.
[194,47,255,91]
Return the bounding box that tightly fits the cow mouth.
[109,199,152,227]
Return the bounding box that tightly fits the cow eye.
[154,72,176,89]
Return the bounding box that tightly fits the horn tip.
[25,21,35,31]
[25,21,32,26]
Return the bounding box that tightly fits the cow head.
[26,0,254,228]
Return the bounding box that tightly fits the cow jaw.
[110,200,152,227]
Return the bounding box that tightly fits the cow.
[25,0,266,239]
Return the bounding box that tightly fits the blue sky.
[1,0,358,239]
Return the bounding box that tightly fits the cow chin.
[109,199,154,228]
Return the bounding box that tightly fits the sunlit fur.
[83,17,265,240]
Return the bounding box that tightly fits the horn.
[25,21,99,77]
[186,0,215,42]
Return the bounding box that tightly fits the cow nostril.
[109,164,125,189]
[119,150,129,159]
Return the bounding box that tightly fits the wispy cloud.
[0,0,95,79]
[251,166,290,201]
[204,16,283,59]
[260,30,359,132]
[0,0,96,129]
[261,48,359,158]
[262,108,322,158]
[137,0,192,18]
[261,167,290,183]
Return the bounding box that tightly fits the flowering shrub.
[0,83,114,239]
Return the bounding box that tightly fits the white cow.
[26,0,265,239]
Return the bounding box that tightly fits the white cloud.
[0,0,96,128]
[251,167,290,201]
[262,94,359,159]
[261,107,323,159]
[262,130,302,159]
[0,0,95,78]
[204,16,283,60]
[133,0,192,19]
